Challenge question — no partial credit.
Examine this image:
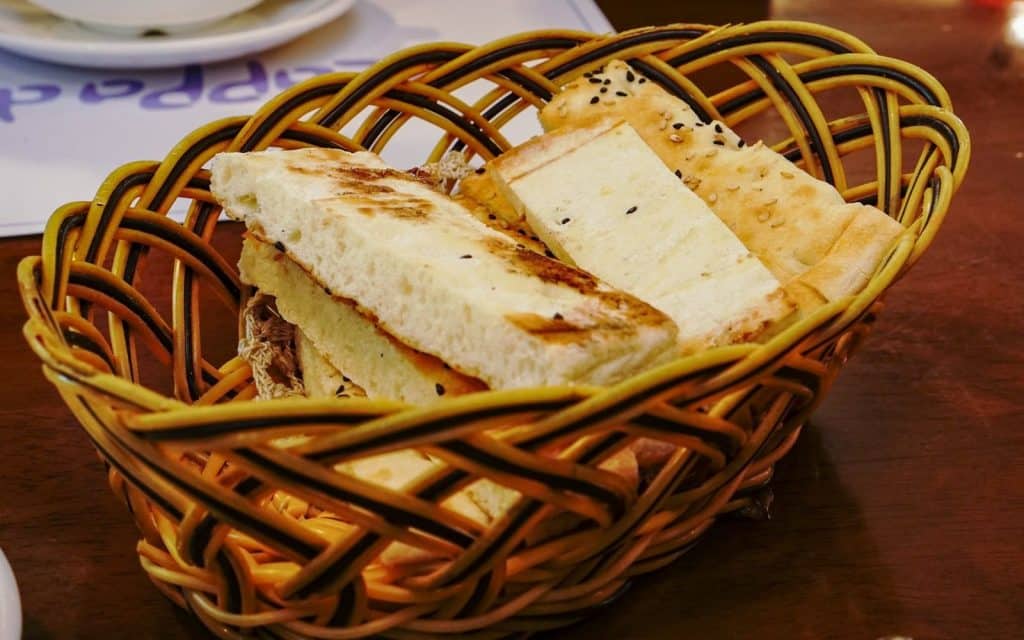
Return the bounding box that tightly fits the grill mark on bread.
[482,238,670,339]
[485,237,599,292]
[354,202,429,219]
[504,312,592,343]
[288,161,445,219]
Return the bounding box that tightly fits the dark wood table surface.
[2,1,1022,638]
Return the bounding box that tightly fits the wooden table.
[2,1,1022,638]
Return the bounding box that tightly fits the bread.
[213,148,679,390]
[457,168,522,225]
[294,328,366,399]
[239,235,485,404]
[287,320,642,554]
[452,193,552,257]
[490,117,794,352]
[538,60,905,306]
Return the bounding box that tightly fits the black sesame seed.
[638,78,647,84]
[583,71,593,78]
[675,169,683,178]
[342,375,351,382]
[544,249,556,258]
[626,206,638,215]
[603,79,611,85]
[553,312,564,320]
[530,235,540,241]
[443,362,451,369]
[600,87,608,94]
[713,139,725,146]
[335,384,346,395]
[672,122,684,129]
[516,243,526,249]
[488,213,496,220]
[738,139,746,148]
[517,229,526,236]
[695,121,705,127]
[615,90,628,97]
[460,254,472,259]
[474,166,485,174]
[560,217,571,225]
[273,241,285,252]
[590,96,599,104]
[714,123,723,133]
[626,70,635,82]
[323,287,332,296]
[588,77,602,84]
[379,353,384,358]
[435,383,446,396]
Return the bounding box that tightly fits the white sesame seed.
[708,193,718,203]
[669,134,683,143]
[705,149,718,157]
[757,211,772,222]
[727,184,740,191]
[780,170,794,179]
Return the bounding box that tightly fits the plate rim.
[0,548,21,640]
[0,0,355,66]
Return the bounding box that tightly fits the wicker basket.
[18,22,968,639]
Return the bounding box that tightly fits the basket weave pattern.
[18,23,968,638]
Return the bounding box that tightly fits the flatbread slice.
[539,59,905,307]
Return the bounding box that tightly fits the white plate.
[0,0,355,69]
[0,548,20,640]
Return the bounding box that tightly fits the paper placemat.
[0,0,612,236]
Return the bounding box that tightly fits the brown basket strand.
[17,23,969,639]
